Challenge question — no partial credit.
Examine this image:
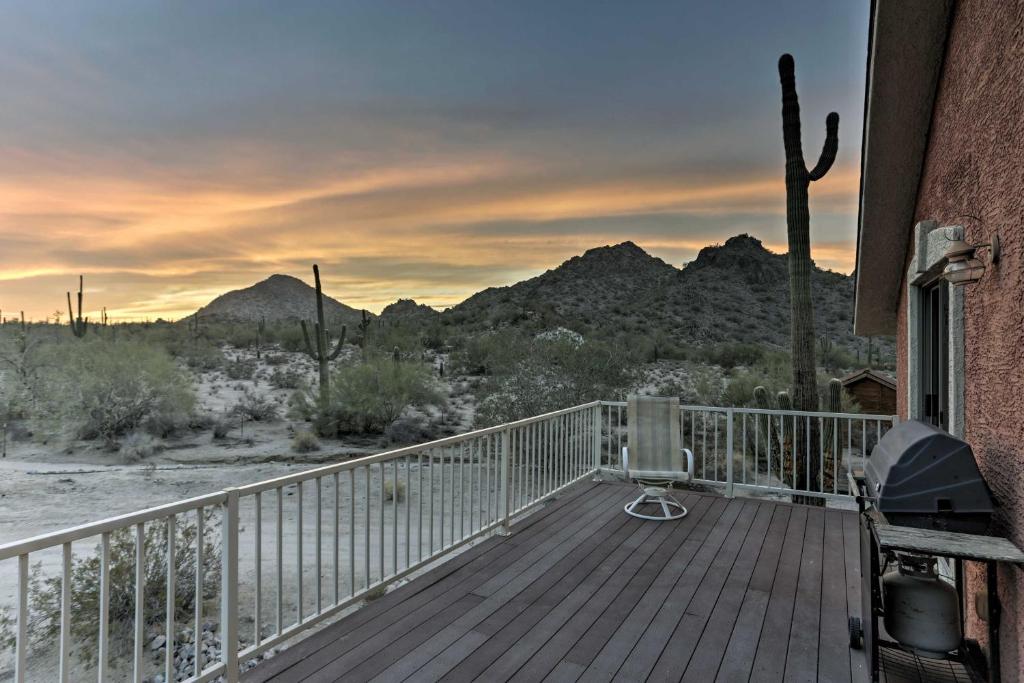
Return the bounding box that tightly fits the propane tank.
[882,553,961,658]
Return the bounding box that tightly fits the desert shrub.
[452,332,526,376]
[176,341,225,372]
[212,418,231,439]
[34,341,195,443]
[384,415,433,444]
[475,338,632,426]
[383,479,406,502]
[291,429,321,453]
[0,514,219,659]
[263,353,288,366]
[118,431,160,463]
[296,358,441,436]
[269,367,305,390]
[224,356,256,380]
[698,343,765,370]
[230,390,279,422]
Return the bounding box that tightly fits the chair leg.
[624,491,687,521]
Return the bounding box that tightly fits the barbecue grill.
[864,419,993,533]
[850,420,1024,683]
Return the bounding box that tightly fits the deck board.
[243,482,868,683]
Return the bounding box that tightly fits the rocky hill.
[188,234,874,354]
[445,234,862,350]
[191,274,364,327]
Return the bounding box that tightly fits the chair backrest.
[626,395,683,480]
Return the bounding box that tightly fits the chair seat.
[643,486,669,497]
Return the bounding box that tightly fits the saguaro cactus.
[67,275,88,338]
[357,310,372,349]
[778,53,839,490]
[256,317,266,360]
[300,264,346,407]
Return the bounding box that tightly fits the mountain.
[445,234,860,350]
[379,299,440,325]
[447,241,677,328]
[191,274,364,327]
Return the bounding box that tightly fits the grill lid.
[865,420,993,532]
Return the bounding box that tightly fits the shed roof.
[839,367,897,391]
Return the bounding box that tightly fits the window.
[919,279,949,431]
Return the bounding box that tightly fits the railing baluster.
[275,488,283,635]
[439,448,446,548]
[459,444,466,539]
[364,465,370,590]
[315,477,322,615]
[99,532,110,682]
[333,472,339,605]
[416,454,423,563]
[296,481,303,624]
[16,557,27,683]
[134,522,145,683]
[196,508,205,676]
[165,515,176,683]
[449,446,456,545]
[428,451,435,554]
[378,463,384,582]
[349,470,356,597]
[255,493,262,645]
[221,488,239,683]
[406,455,411,569]
[392,460,398,574]
[59,542,71,683]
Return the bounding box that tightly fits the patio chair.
[622,395,694,520]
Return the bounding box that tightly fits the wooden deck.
[244,481,868,683]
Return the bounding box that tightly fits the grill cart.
[849,420,1024,683]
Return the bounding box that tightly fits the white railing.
[596,401,897,501]
[0,402,600,683]
[0,398,896,682]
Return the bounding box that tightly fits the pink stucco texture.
[897,1,1024,679]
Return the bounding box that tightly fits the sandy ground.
[0,345,484,681]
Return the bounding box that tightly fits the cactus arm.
[300,319,317,359]
[67,291,74,328]
[328,325,347,360]
[808,112,840,181]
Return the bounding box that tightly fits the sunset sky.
[0,1,869,321]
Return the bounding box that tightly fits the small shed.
[840,368,897,416]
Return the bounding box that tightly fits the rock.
[150,635,166,650]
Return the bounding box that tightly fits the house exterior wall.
[896,0,1024,678]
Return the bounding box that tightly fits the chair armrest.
[681,447,694,478]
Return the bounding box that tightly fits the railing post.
[725,408,735,498]
[591,403,603,481]
[221,488,240,682]
[497,428,512,535]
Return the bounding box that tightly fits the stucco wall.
[897,1,1024,679]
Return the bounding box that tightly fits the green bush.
[224,356,256,380]
[35,341,195,443]
[291,429,321,453]
[296,357,442,436]
[0,514,219,660]
[269,367,305,390]
[231,390,279,421]
[175,342,225,372]
[475,338,632,426]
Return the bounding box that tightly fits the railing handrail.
[0,402,601,561]
[0,491,226,561]
[599,399,896,422]
[234,401,600,496]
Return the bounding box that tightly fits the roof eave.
[853,0,954,336]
